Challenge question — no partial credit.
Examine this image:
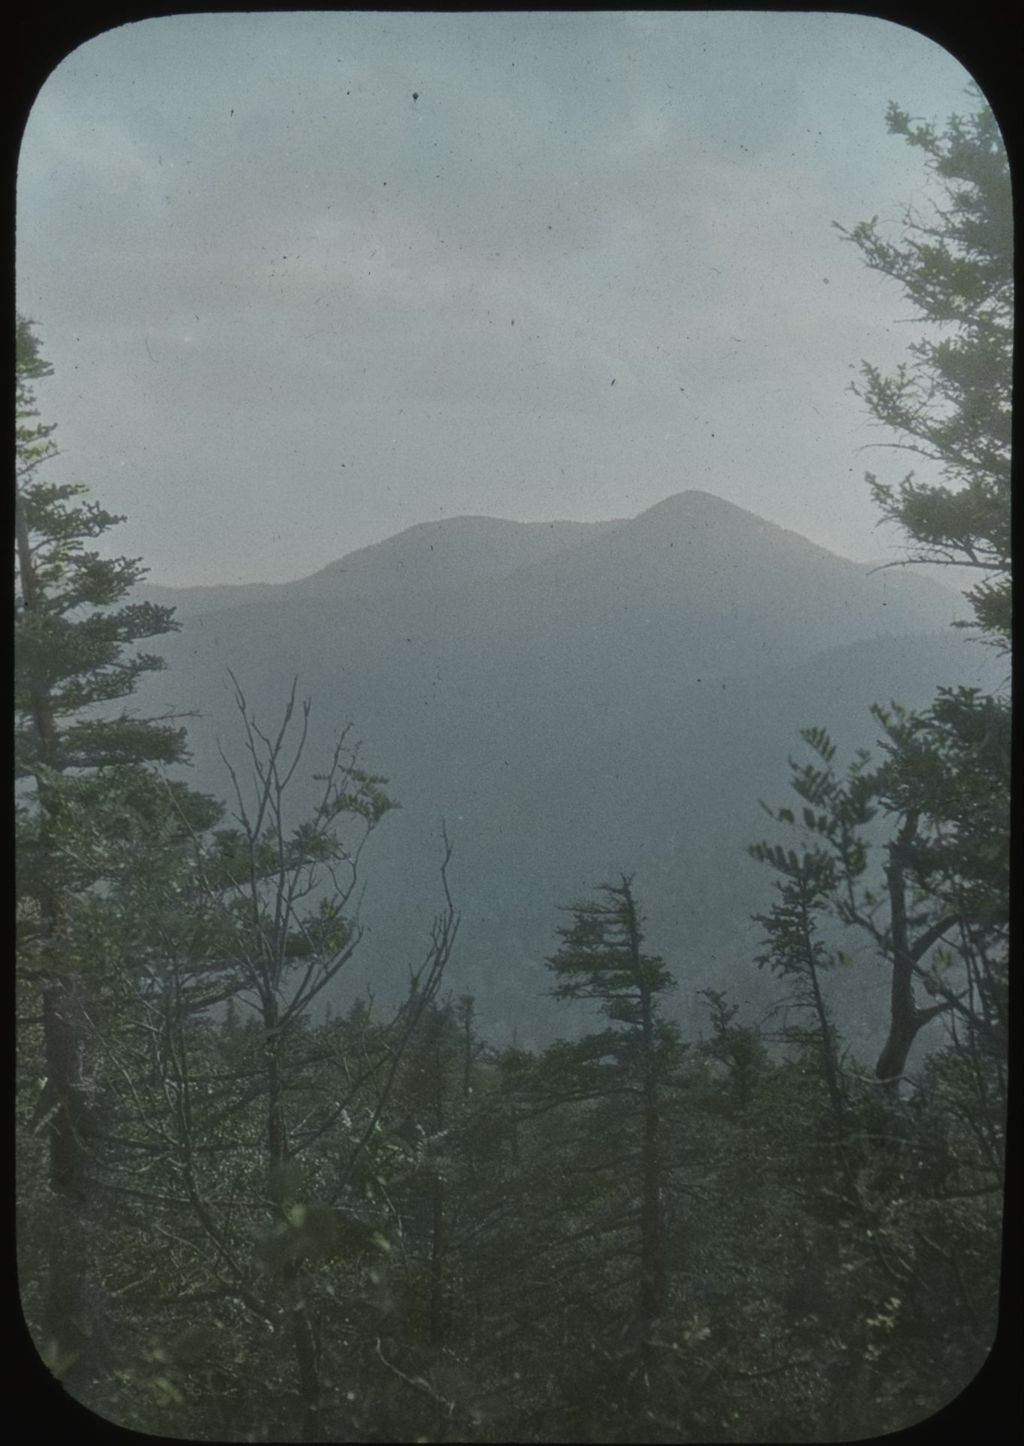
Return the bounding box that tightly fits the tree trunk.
[287,1275,321,1443]
[263,999,321,1441]
[638,992,664,1375]
[801,913,846,1123]
[35,782,93,1390]
[623,885,665,1378]
[19,481,93,1387]
[429,1023,448,1351]
[39,983,92,1390]
[876,818,943,1086]
[429,1172,446,1349]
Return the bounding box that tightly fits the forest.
[15,100,1009,1442]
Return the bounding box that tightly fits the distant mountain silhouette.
[141,515,622,617]
[138,493,989,1047]
[300,514,624,599]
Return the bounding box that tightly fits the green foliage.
[871,689,1009,907]
[15,324,187,779]
[751,91,1010,1090]
[259,1200,390,1272]
[751,688,1008,1084]
[15,317,199,965]
[547,876,676,1027]
[29,671,456,1436]
[14,93,1011,1437]
[838,95,1011,646]
[734,96,1008,1440]
[14,319,235,1408]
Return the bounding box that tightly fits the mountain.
[137,492,991,1046]
[140,515,622,618]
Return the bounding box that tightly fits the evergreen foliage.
[16,93,1009,1442]
[745,91,1008,1437]
[838,95,1012,645]
[15,316,219,1392]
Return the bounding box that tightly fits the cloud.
[17,12,979,585]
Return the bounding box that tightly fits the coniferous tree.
[15,323,460,1435]
[756,93,1009,1091]
[746,94,1009,1433]
[15,316,217,1389]
[538,877,685,1439]
[839,95,1011,646]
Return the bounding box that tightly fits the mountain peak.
[635,490,764,525]
[624,490,857,569]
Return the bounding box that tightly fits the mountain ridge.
[139,490,964,623]
[134,487,990,1043]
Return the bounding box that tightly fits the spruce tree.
[15,316,213,1389]
[747,96,1009,1431]
[544,877,680,1436]
[839,95,1011,646]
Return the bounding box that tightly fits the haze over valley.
[140,489,988,1045]
[17,14,1009,1436]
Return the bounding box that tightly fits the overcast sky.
[17,11,981,587]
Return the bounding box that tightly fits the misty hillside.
[140,514,624,618]
[139,491,990,1044]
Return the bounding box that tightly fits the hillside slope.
[138,493,987,1044]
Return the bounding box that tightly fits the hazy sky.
[17,11,981,586]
